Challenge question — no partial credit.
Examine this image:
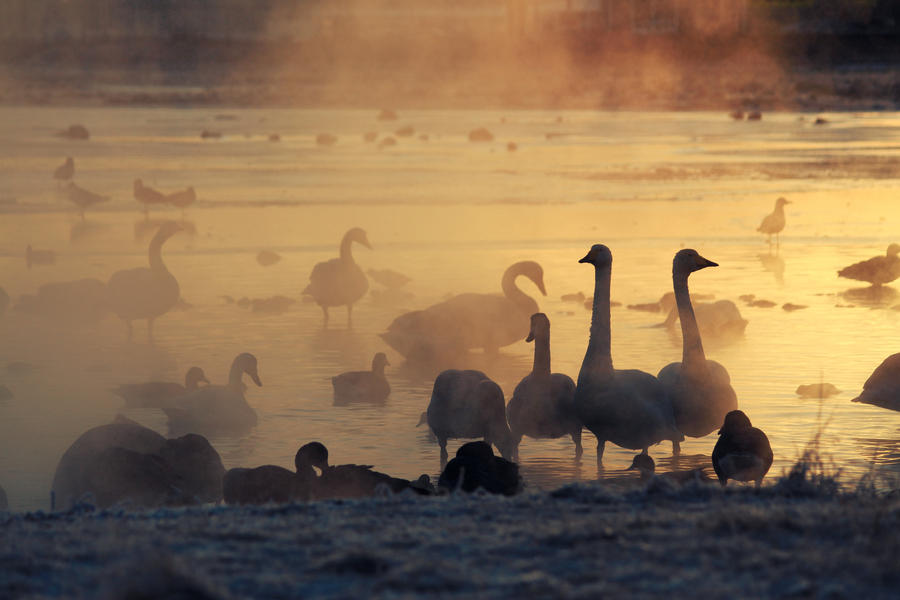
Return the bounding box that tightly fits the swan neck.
[673,271,706,368]
[148,233,169,273]
[531,334,551,378]
[582,264,613,378]
[339,234,355,263]
[228,362,244,389]
[501,267,535,313]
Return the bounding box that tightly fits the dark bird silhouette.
[223,445,319,505]
[852,353,900,412]
[303,227,371,326]
[332,352,390,404]
[133,179,168,214]
[66,181,108,219]
[53,156,74,184]
[112,366,209,408]
[838,244,900,287]
[712,410,773,487]
[627,454,712,485]
[438,441,523,496]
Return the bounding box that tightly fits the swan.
[712,410,773,487]
[163,352,262,436]
[380,261,546,360]
[332,352,390,404]
[51,416,224,510]
[426,369,514,465]
[53,156,74,184]
[838,244,900,287]
[112,366,209,408]
[66,181,108,219]
[659,292,748,339]
[303,227,371,326]
[575,244,683,465]
[223,448,318,505]
[506,313,581,460]
[851,353,900,412]
[107,220,181,341]
[757,197,790,245]
[133,179,168,214]
[657,250,738,453]
[437,441,522,495]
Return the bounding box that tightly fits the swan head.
[718,409,752,435]
[185,367,209,389]
[476,380,513,459]
[345,227,372,250]
[525,312,550,342]
[455,440,495,462]
[775,197,790,207]
[508,261,547,296]
[295,441,329,472]
[578,244,612,268]
[673,249,718,275]
[371,352,390,371]
[887,243,900,257]
[627,454,655,477]
[233,352,262,387]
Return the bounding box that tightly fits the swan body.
[657,250,738,452]
[303,227,371,326]
[380,261,546,360]
[53,157,74,183]
[506,313,581,460]
[66,181,108,218]
[427,369,513,465]
[163,353,262,436]
[838,244,900,287]
[112,367,209,408]
[575,244,683,464]
[332,352,390,404]
[757,197,790,244]
[107,221,181,340]
[852,353,900,412]
[223,465,306,505]
[438,441,522,496]
[660,293,748,339]
[133,179,168,212]
[712,410,773,487]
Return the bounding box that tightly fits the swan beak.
[700,257,718,269]
[199,375,210,385]
[578,253,591,264]
[249,372,263,387]
[525,331,535,343]
[537,280,547,296]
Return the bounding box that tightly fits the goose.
[223,447,319,505]
[133,179,168,214]
[838,244,900,287]
[107,220,182,341]
[437,441,522,496]
[657,250,738,453]
[426,369,514,466]
[757,197,790,245]
[626,454,712,485]
[506,313,581,460]
[575,244,683,465]
[380,261,546,360]
[112,366,209,408]
[712,410,773,487]
[303,227,371,326]
[851,353,900,412]
[53,156,74,184]
[163,352,262,436]
[166,186,196,214]
[51,416,224,510]
[659,292,748,339]
[66,181,108,219]
[332,352,390,405]
[25,245,57,269]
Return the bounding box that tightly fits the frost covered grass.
[2,463,899,600]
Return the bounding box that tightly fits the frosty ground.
[2,473,898,600]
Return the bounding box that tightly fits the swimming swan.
[712,410,773,487]
[107,220,182,341]
[657,250,738,453]
[852,353,900,412]
[303,227,371,326]
[575,244,683,465]
[659,293,748,339]
[332,352,390,404]
[838,243,900,287]
[506,313,581,460]
[112,367,209,408]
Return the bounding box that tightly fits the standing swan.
[506,313,581,460]
[757,197,790,246]
[107,221,182,341]
[657,250,738,453]
[303,227,371,326]
[575,244,682,465]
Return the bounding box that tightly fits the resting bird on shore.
[506,313,581,460]
[303,227,371,326]
[223,445,318,505]
[438,441,522,496]
[757,197,790,245]
[112,366,209,408]
[53,156,74,184]
[852,353,900,412]
[66,181,108,219]
[133,179,168,214]
[106,221,182,341]
[332,352,390,404]
[712,410,773,487]
[838,244,900,287]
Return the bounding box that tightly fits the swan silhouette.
[223,444,319,505]
[506,313,581,460]
[657,250,738,453]
[757,197,790,245]
[332,352,390,404]
[438,441,522,495]
[575,244,683,465]
[107,221,182,341]
[838,244,900,287]
[852,353,900,412]
[712,410,773,487]
[303,227,371,326]
[380,261,546,360]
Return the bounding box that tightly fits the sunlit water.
[1,107,900,511]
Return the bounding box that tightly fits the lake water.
[1,106,900,511]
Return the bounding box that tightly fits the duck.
[166,186,196,215]
[25,245,57,269]
[838,244,900,287]
[51,416,224,510]
[757,197,790,245]
[426,369,513,466]
[659,292,748,339]
[626,454,712,485]
[66,181,108,219]
[162,352,262,436]
[711,410,773,487]
[575,244,683,465]
[133,179,168,214]
[506,313,581,460]
[332,352,390,405]
[380,261,546,361]
[851,353,900,412]
[112,366,209,408]
[223,447,318,505]
[302,227,371,326]
[437,441,522,496]
[53,156,74,184]
[657,250,738,453]
[106,220,182,341]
